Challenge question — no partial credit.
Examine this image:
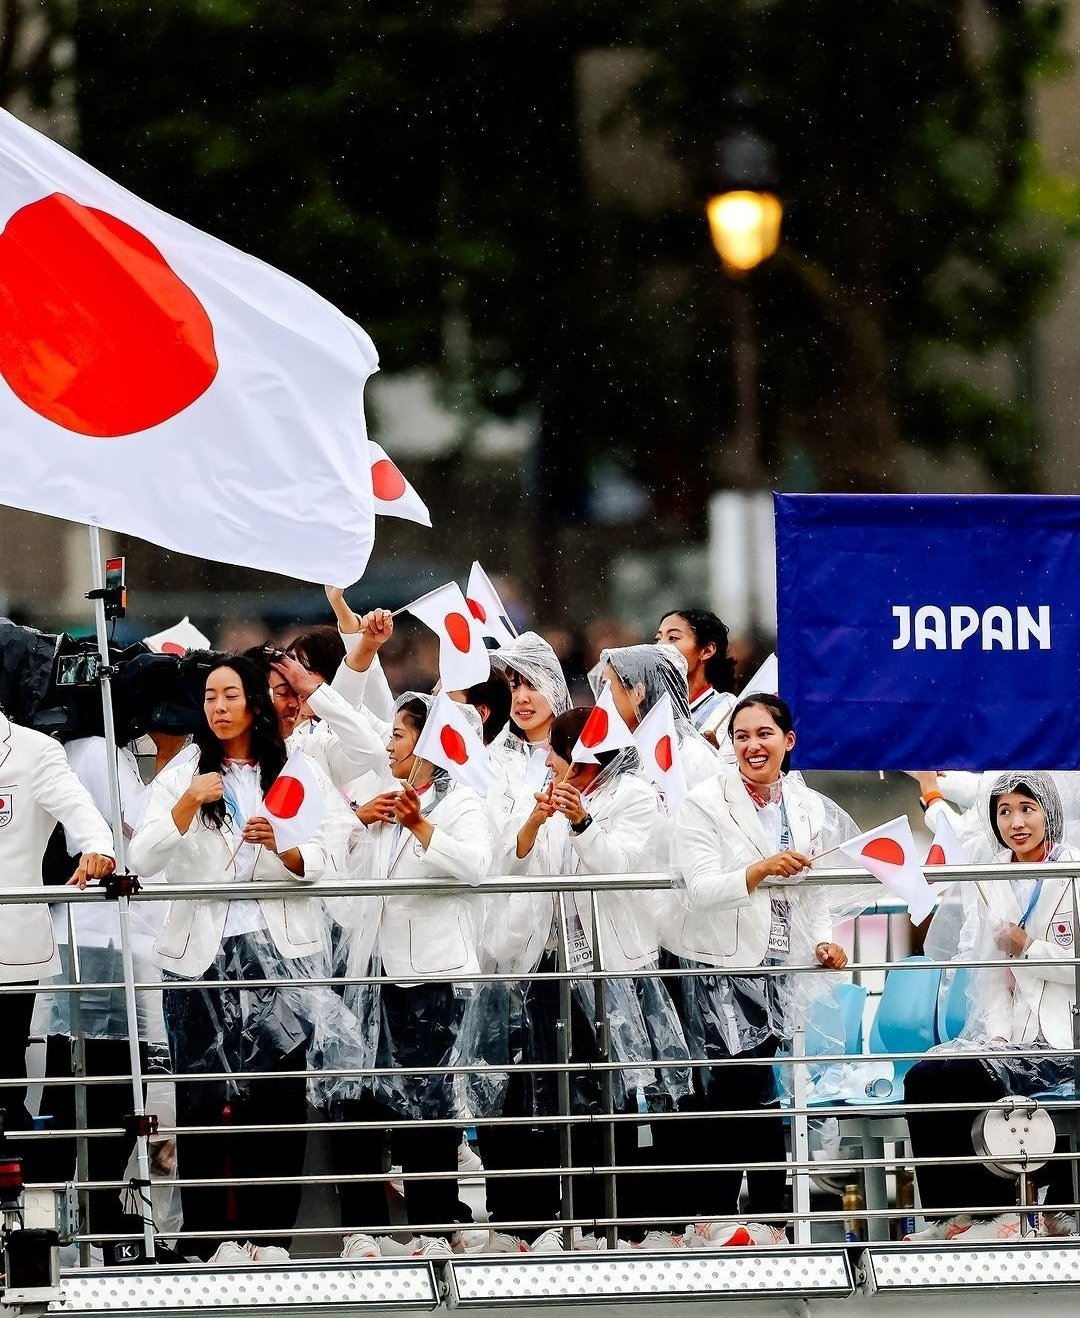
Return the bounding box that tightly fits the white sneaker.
[685,1221,757,1248]
[961,1215,1023,1242]
[458,1142,484,1176]
[387,1165,405,1198]
[452,1227,490,1254]
[903,1216,972,1243]
[377,1235,415,1258]
[629,1230,685,1250]
[483,1231,531,1253]
[412,1236,453,1257]
[246,1243,290,1263]
[207,1241,251,1265]
[529,1228,567,1254]
[341,1233,381,1260]
[571,1230,608,1252]
[1040,1211,1079,1238]
[744,1222,789,1246]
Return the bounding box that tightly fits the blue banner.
[775,493,1080,770]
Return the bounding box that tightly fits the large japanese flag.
[262,750,326,852]
[839,816,937,923]
[406,582,490,691]
[369,440,430,527]
[571,683,636,764]
[466,562,517,647]
[414,693,497,794]
[633,692,688,813]
[0,110,378,585]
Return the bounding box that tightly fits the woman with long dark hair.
[655,609,737,736]
[130,655,339,1264]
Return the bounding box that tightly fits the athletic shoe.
[961,1215,1023,1241]
[341,1233,381,1260]
[571,1231,609,1252]
[246,1243,290,1263]
[377,1236,415,1258]
[903,1216,972,1243]
[387,1165,405,1198]
[412,1236,453,1258]
[744,1222,789,1246]
[1039,1211,1079,1238]
[458,1142,484,1176]
[207,1241,251,1265]
[628,1231,685,1250]
[529,1228,568,1254]
[483,1231,531,1253]
[685,1221,755,1248]
[452,1228,490,1254]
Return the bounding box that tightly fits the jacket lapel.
[0,713,11,774]
[722,774,773,859]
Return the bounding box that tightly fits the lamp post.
[706,118,783,488]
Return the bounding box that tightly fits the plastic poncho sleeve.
[305,681,388,782]
[938,771,982,811]
[672,793,755,911]
[32,735,114,857]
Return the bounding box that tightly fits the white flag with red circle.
[465,561,517,647]
[741,652,779,699]
[413,693,497,794]
[571,682,636,764]
[839,815,937,923]
[142,616,211,655]
[369,440,431,527]
[405,582,490,692]
[924,809,968,898]
[0,109,378,586]
[262,750,326,853]
[632,691,688,813]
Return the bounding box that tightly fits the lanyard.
[1017,878,1044,930]
[778,793,792,850]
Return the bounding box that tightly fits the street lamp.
[705,122,783,274]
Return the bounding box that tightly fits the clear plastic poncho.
[922,771,1078,1098]
[489,632,571,762]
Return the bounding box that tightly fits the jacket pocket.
[1,908,56,967]
[407,912,471,977]
[154,907,194,961]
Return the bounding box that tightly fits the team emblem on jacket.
[0,791,12,828]
[1053,919,1073,946]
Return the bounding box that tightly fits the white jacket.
[128,753,337,978]
[287,681,388,788]
[973,851,1080,1052]
[666,767,833,968]
[352,780,491,983]
[0,712,114,982]
[489,773,664,975]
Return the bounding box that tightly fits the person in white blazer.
[0,707,114,1164]
[328,692,491,1258]
[473,707,686,1252]
[666,694,852,1248]
[904,771,1080,1242]
[128,655,340,1263]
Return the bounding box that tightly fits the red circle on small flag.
[862,837,905,866]
[371,458,407,501]
[264,774,305,819]
[466,596,487,623]
[655,734,673,772]
[440,725,469,765]
[926,844,946,866]
[0,194,218,437]
[581,707,609,748]
[444,612,472,652]
[160,641,186,656]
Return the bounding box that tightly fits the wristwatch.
[570,814,593,835]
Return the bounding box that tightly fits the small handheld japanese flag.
[263,750,326,853]
[0,110,378,586]
[466,562,517,647]
[369,440,431,527]
[839,816,937,924]
[741,652,779,699]
[924,809,968,897]
[413,693,497,794]
[143,616,211,655]
[406,582,490,691]
[633,692,688,813]
[571,683,636,764]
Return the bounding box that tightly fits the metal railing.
[0,863,1076,1263]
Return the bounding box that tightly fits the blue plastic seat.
[936,964,973,1044]
[868,955,942,1085]
[775,981,868,1102]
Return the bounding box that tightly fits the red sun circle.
[466,596,487,623]
[925,844,946,866]
[444,612,472,652]
[862,837,905,866]
[1057,923,1067,933]
[371,458,407,501]
[655,734,673,772]
[0,798,5,810]
[439,725,469,765]
[580,707,609,748]
[264,775,305,819]
[160,641,186,656]
[0,193,218,437]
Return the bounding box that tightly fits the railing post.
[789,1021,811,1245]
[589,890,617,1249]
[65,903,91,1268]
[554,892,575,1246]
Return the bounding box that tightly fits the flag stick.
[392,583,451,619]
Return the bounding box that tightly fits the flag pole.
[87,524,156,1261]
